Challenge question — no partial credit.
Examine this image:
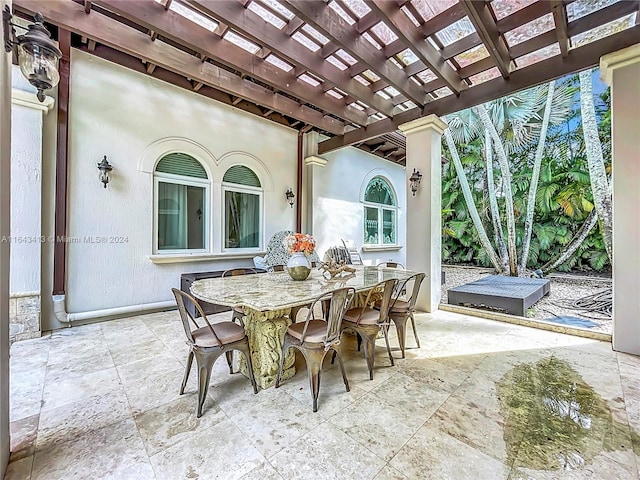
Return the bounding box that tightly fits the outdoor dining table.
[190,265,419,389]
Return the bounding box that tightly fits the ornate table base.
[238,307,296,389]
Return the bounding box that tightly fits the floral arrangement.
[283,233,316,256]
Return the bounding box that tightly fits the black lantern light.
[3,7,62,102]
[97,156,113,188]
[409,168,422,196]
[285,188,295,208]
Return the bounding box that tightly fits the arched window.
[363,176,397,245]
[222,165,262,250]
[154,153,208,252]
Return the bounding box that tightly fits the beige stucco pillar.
[399,114,447,312]
[301,131,326,236]
[0,0,12,475]
[601,45,640,355]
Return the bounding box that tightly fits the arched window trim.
[364,176,396,206]
[362,175,398,247]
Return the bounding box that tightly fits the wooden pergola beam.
[461,0,511,78]
[284,0,426,106]
[94,0,367,126]
[510,1,639,61]
[551,0,570,58]
[496,0,556,34]
[318,25,640,153]
[187,0,395,116]
[368,0,466,95]
[15,0,345,135]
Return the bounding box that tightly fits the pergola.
[1,2,640,475]
[11,0,640,164]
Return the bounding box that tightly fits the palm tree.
[475,104,519,275]
[484,129,508,270]
[541,209,598,274]
[579,69,612,262]
[443,128,503,272]
[520,81,556,271]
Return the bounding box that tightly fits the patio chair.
[275,287,355,412]
[341,239,363,265]
[171,288,258,417]
[340,279,397,380]
[377,261,405,269]
[222,268,257,325]
[387,273,425,358]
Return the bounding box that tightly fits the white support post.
[601,45,640,355]
[399,115,447,312]
[301,131,326,236]
[0,0,12,475]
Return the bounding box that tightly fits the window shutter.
[223,165,261,187]
[156,153,208,179]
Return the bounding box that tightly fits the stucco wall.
[9,101,42,295]
[27,49,408,330]
[59,50,298,317]
[315,147,407,266]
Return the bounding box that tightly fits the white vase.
[287,252,311,281]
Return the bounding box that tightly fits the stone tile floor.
[5,309,640,479]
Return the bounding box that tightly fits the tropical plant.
[444,79,573,275]
[442,71,611,274]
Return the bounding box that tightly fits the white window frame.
[221,181,264,253]
[153,172,210,255]
[363,177,398,247]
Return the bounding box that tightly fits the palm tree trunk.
[444,129,503,272]
[541,209,598,274]
[579,69,613,262]
[520,81,556,272]
[475,105,518,275]
[484,129,508,270]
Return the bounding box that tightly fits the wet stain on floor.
[496,357,640,472]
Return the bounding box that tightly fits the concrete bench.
[447,275,550,317]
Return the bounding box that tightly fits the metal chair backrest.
[171,288,223,348]
[376,279,399,325]
[324,287,356,345]
[222,268,257,277]
[348,279,397,326]
[393,273,426,312]
[299,287,355,346]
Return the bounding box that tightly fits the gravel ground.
[441,265,613,334]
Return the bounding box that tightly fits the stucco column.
[301,131,326,236]
[601,45,640,355]
[1,1,12,474]
[399,114,447,312]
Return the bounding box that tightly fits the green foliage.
[442,73,611,273]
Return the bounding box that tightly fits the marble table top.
[190,266,419,312]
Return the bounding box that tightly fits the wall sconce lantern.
[285,188,295,208]
[3,7,62,102]
[97,156,113,188]
[409,168,422,196]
